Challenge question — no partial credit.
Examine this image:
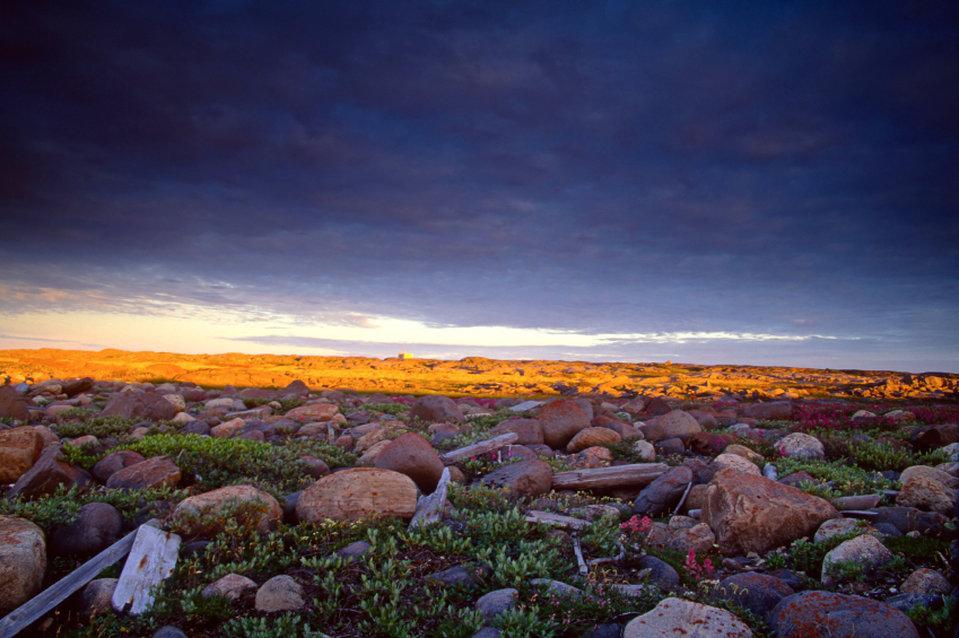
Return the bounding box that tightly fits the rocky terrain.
[1,373,958,637]
[2,348,957,401]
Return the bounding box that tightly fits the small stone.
[475,588,518,621]
[821,534,893,585]
[480,459,553,497]
[255,574,305,612]
[775,432,825,460]
[632,440,655,461]
[80,578,117,616]
[105,456,181,490]
[202,573,257,600]
[566,427,620,452]
[901,567,951,595]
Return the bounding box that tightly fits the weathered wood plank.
[111,525,181,615]
[552,463,668,491]
[410,467,452,529]
[440,432,518,464]
[0,521,162,637]
[524,510,590,531]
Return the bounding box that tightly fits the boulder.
[490,418,544,445]
[479,459,553,497]
[172,485,282,536]
[633,466,692,515]
[296,467,418,522]
[105,456,181,490]
[254,575,304,612]
[202,573,257,600]
[0,426,44,483]
[709,452,760,476]
[743,401,792,420]
[873,506,947,536]
[567,427,620,452]
[0,516,46,613]
[775,432,825,460]
[821,534,892,585]
[642,410,702,442]
[100,389,177,421]
[637,555,680,590]
[8,447,91,499]
[0,385,31,421]
[896,475,955,513]
[702,468,837,555]
[592,415,641,440]
[91,450,147,483]
[537,398,591,448]
[373,432,444,492]
[718,572,794,620]
[210,417,247,438]
[814,518,873,544]
[51,502,122,556]
[623,597,753,637]
[410,395,464,423]
[899,464,958,488]
[284,402,339,423]
[901,568,951,595]
[770,590,918,638]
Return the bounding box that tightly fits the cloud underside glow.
[0,300,840,357]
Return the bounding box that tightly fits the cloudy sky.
[1,1,957,371]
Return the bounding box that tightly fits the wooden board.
[552,463,668,490]
[410,467,451,529]
[524,510,590,531]
[111,525,181,615]
[440,432,518,464]
[0,521,163,637]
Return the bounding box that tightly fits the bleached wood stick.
[524,510,590,531]
[672,481,693,516]
[552,463,668,490]
[0,520,162,637]
[572,536,588,576]
[439,433,518,463]
[410,467,452,529]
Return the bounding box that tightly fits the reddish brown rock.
[643,409,702,442]
[0,426,44,483]
[172,485,282,535]
[91,450,147,483]
[0,386,30,422]
[410,395,464,422]
[0,516,46,613]
[480,459,553,497]
[703,468,837,555]
[742,401,793,420]
[490,418,544,445]
[296,468,418,522]
[592,414,641,440]
[100,389,178,421]
[105,455,181,490]
[537,398,591,448]
[285,402,339,422]
[374,432,444,491]
[567,427,621,452]
[8,447,91,499]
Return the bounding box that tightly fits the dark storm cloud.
[1,1,958,370]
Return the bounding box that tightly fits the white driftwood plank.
[410,467,452,529]
[0,530,138,636]
[111,525,181,614]
[552,463,668,490]
[524,510,590,531]
[440,432,518,464]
